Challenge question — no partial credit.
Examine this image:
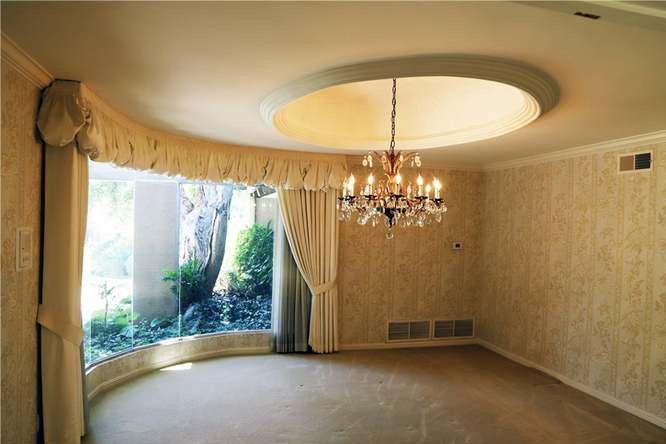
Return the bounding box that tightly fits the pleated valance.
[37,80,348,190]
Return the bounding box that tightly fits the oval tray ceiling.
[261,55,559,151]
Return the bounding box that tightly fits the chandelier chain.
[390,77,397,153]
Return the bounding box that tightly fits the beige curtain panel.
[277,188,340,353]
[36,144,89,444]
[38,80,348,189]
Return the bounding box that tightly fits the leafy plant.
[162,258,207,309]
[228,223,274,297]
[98,281,118,328]
[84,291,272,365]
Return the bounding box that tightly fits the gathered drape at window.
[38,80,347,190]
[272,217,311,353]
[36,144,89,444]
[277,188,339,354]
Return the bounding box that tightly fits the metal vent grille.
[388,321,409,341]
[635,152,652,170]
[433,320,455,338]
[409,321,430,340]
[619,151,652,172]
[433,319,474,338]
[454,319,474,337]
[387,320,430,341]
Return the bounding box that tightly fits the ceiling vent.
[387,320,431,341]
[619,151,652,173]
[574,11,601,20]
[433,319,474,339]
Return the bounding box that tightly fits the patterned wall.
[1,63,42,443]
[338,166,483,345]
[479,144,666,421]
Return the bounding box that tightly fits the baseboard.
[339,338,477,351]
[87,346,271,401]
[477,339,666,430]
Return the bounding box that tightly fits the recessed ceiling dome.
[261,55,559,151]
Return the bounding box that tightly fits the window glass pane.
[82,181,135,364]
[177,184,274,336]
[82,162,275,367]
[132,180,181,346]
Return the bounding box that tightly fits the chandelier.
[337,78,448,239]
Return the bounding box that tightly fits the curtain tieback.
[37,304,84,346]
[311,279,337,295]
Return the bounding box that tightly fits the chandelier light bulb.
[368,173,374,185]
[396,174,402,184]
[433,178,442,199]
[425,183,431,198]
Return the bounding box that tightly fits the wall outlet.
[16,227,32,271]
[452,241,463,250]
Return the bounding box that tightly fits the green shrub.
[228,223,273,297]
[162,258,207,309]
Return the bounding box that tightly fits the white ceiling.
[2,1,665,166]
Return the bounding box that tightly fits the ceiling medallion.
[261,55,559,151]
[337,78,447,239]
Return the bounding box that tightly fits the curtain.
[273,217,311,353]
[277,188,339,353]
[36,144,88,444]
[33,79,346,439]
[37,80,347,190]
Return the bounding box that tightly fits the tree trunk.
[180,184,234,300]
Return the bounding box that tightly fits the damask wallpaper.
[479,145,666,421]
[338,165,484,346]
[1,63,42,443]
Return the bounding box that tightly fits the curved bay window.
[82,162,276,366]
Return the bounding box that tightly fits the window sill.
[85,329,272,400]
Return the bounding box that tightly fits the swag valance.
[37,80,347,190]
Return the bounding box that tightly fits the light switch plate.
[16,227,32,271]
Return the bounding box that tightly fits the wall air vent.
[388,321,409,341]
[619,151,652,173]
[409,321,430,340]
[433,319,474,339]
[387,320,431,341]
[433,320,455,338]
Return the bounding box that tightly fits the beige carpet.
[82,345,666,444]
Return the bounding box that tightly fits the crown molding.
[483,130,666,171]
[1,32,53,88]
[261,54,559,151]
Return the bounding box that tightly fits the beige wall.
[338,166,483,346]
[1,63,42,443]
[478,144,666,421]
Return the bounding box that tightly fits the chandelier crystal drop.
[337,78,448,239]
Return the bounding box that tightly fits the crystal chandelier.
[337,78,448,239]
